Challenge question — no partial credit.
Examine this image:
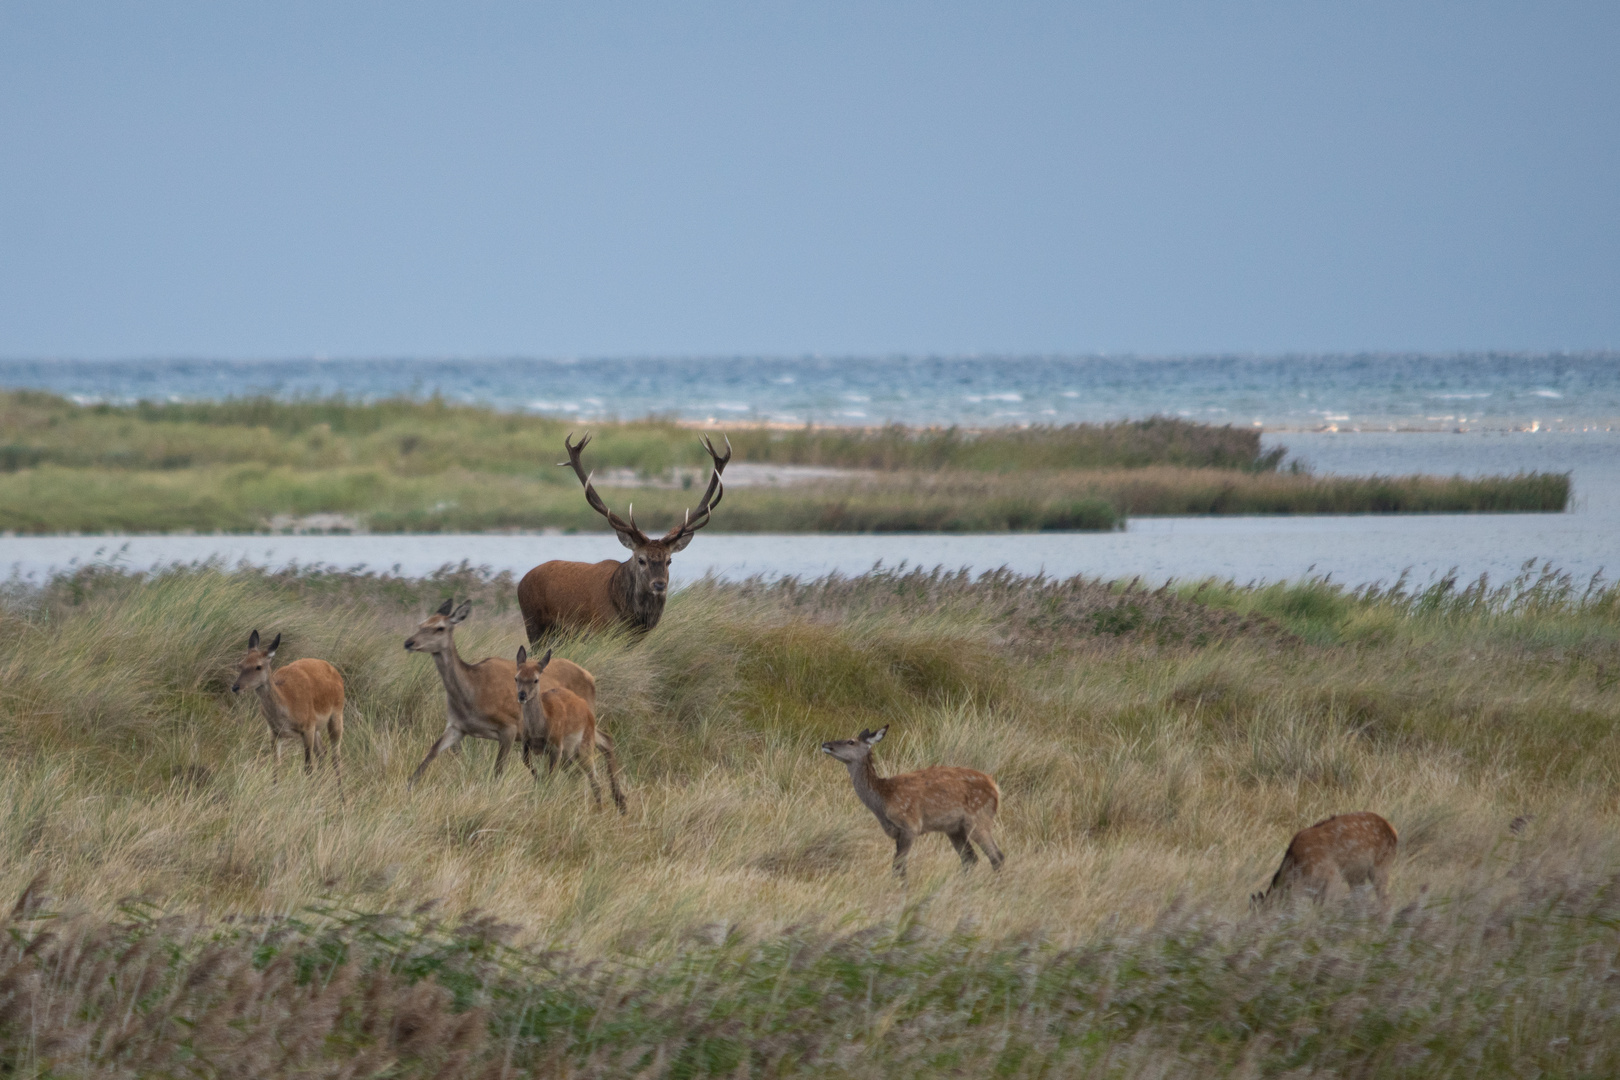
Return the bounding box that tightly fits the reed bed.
[0,560,1617,1073]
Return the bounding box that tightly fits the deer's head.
[231,629,280,693]
[404,598,471,654]
[821,725,887,764]
[514,645,553,703]
[561,431,731,600]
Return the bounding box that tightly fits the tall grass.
[0,561,1617,1074]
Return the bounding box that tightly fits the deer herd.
[230,432,1400,906]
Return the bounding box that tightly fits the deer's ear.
[515,645,527,665]
[865,726,887,745]
[450,600,473,624]
[266,633,281,657]
[537,648,552,671]
[436,598,455,616]
[248,629,260,650]
[614,528,641,553]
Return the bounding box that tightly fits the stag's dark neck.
[610,560,666,632]
[845,756,895,823]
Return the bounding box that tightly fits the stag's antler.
[560,432,648,544]
[660,433,732,545]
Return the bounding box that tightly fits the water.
[1,359,1614,588]
[3,354,1617,430]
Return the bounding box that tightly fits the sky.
[1,2,1617,358]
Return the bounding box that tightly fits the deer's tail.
[595,730,627,814]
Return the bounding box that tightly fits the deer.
[517,431,731,642]
[820,725,1004,878]
[230,630,345,789]
[515,646,626,814]
[403,598,595,788]
[1251,811,1398,907]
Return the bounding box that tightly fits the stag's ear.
[248,629,260,650]
[516,645,527,666]
[436,597,455,616]
[449,600,473,624]
[266,633,281,658]
[864,726,887,745]
[666,531,696,554]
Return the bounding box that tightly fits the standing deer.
[515,646,626,813]
[231,630,344,788]
[820,725,1004,878]
[1251,811,1398,907]
[517,431,731,642]
[403,598,595,787]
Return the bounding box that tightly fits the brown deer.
[230,630,344,788]
[515,646,626,814]
[1251,811,1398,907]
[517,431,731,642]
[403,598,595,787]
[821,725,1004,878]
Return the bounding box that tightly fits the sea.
[2,354,1617,589]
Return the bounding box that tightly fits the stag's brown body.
[1254,811,1398,906]
[404,600,594,787]
[231,631,345,783]
[518,432,730,642]
[822,726,1004,877]
[515,647,626,813]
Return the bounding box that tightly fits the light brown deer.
[231,630,344,787]
[821,725,1004,878]
[403,598,595,787]
[1251,811,1398,907]
[517,432,731,642]
[515,646,626,814]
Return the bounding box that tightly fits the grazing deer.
[403,598,595,787]
[515,646,626,814]
[231,630,344,788]
[821,726,1004,878]
[1251,811,1398,907]
[517,432,731,642]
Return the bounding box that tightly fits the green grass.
[0,390,1570,532]
[0,560,1618,1075]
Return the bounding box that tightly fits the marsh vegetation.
[0,391,1569,533]
[1,560,1617,1074]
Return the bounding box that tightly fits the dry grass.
[0,561,1617,1074]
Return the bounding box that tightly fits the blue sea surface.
[2,354,1616,430]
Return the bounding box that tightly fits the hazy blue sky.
[2,2,1616,357]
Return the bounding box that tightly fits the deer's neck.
[611,560,666,632]
[254,676,289,721]
[845,756,896,824]
[430,640,480,714]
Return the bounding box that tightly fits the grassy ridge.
[0,390,1279,473]
[0,389,1570,532]
[0,561,1617,1075]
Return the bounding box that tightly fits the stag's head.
[404,598,471,654]
[231,629,280,693]
[561,431,731,599]
[514,645,552,703]
[821,725,887,764]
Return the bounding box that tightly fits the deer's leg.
[892,832,914,879]
[969,823,1005,871]
[301,729,318,775]
[947,827,979,870]
[520,738,542,781]
[494,729,515,778]
[581,752,605,810]
[598,736,628,815]
[409,727,463,788]
[1372,864,1391,907]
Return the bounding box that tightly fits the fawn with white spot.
[515,646,626,813]
[821,725,1004,877]
[1252,811,1398,907]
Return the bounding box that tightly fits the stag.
[518,431,731,642]
[1251,811,1398,907]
